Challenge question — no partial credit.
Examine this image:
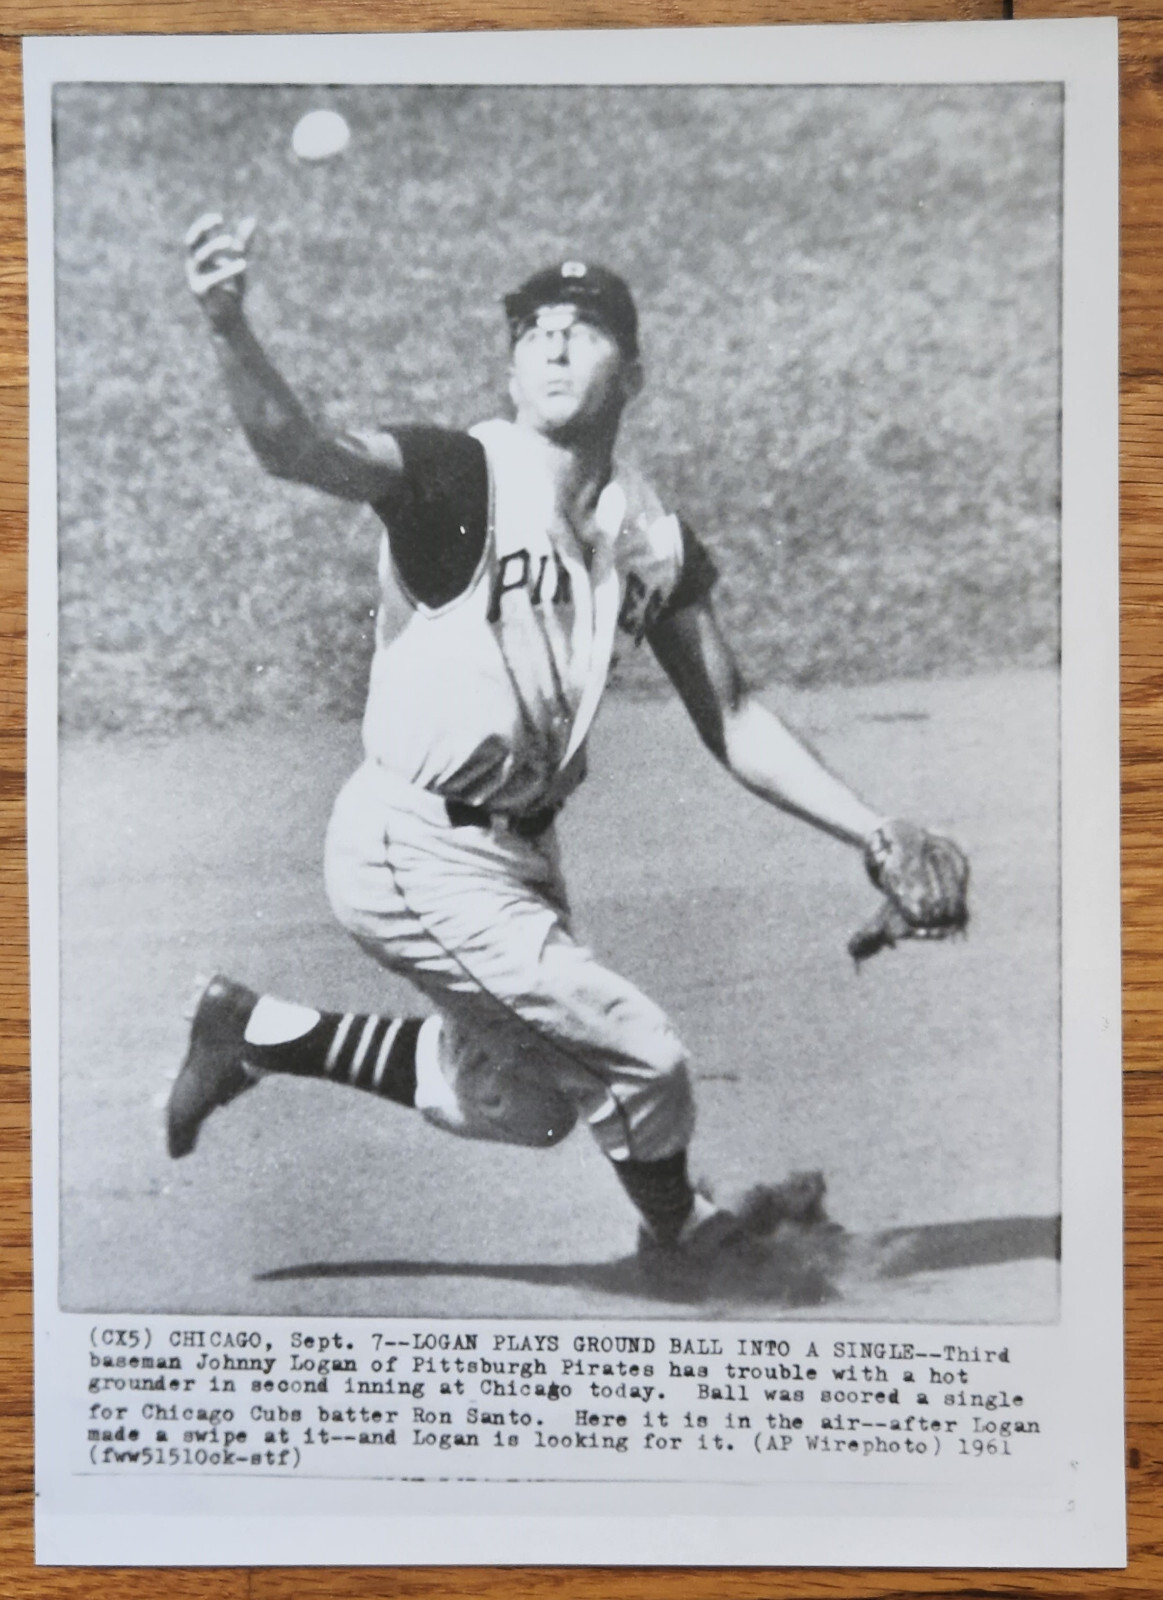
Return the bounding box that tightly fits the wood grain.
[1,4,1157,1595]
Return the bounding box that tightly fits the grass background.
[52,83,1062,732]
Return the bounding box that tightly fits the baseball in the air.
[291,109,351,162]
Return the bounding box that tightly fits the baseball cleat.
[635,1173,830,1294]
[636,1201,760,1294]
[637,1204,746,1261]
[166,974,259,1158]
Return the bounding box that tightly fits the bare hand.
[185,212,256,332]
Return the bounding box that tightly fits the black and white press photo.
[54,75,1063,1321]
[26,23,1124,1569]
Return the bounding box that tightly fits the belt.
[444,798,561,839]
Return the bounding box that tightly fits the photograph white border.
[25,19,1123,1567]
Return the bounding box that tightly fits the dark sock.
[245,1011,422,1109]
[613,1149,695,1244]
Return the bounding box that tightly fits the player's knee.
[421,1023,581,1149]
[592,1055,694,1164]
[650,1052,693,1121]
[508,1081,579,1147]
[536,941,688,1072]
[622,1018,690,1094]
[651,1029,690,1082]
[524,1103,578,1148]
[601,1012,692,1136]
[645,1058,695,1159]
[425,1095,578,1150]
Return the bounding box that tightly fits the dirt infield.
[56,669,1059,1321]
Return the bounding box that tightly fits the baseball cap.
[504,261,639,360]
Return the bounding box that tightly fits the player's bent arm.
[648,598,884,849]
[184,214,404,504]
[205,316,405,504]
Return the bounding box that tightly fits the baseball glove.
[848,819,969,965]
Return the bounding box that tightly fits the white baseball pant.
[322,758,694,1163]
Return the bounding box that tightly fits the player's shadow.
[256,1213,1060,1308]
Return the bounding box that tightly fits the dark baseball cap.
[504,261,639,359]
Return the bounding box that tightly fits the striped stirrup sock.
[242,997,421,1108]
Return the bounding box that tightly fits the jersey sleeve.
[365,426,489,611]
[656,517,719,620]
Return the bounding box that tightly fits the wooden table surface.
[0,2,1156,1594]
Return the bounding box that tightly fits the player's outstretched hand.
[848,818,969,965]
[185,212,255,331]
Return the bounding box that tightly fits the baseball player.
[168,214,968,1281]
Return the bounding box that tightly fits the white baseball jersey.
[359,418,716,817]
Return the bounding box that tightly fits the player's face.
[508,305,642,439]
